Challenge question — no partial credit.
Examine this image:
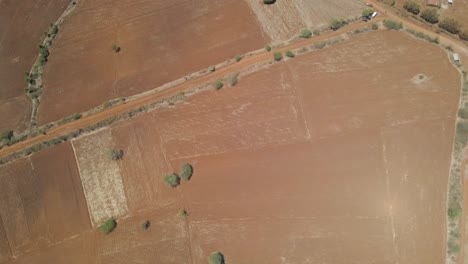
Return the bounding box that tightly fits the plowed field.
[38,0,267,124]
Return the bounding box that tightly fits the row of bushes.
[403,0,468,40]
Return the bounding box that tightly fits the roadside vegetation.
[100,218,117,234]
[405,28,439,44]
[362,8,373,18]
[264,45,272,52]
[227,73,239,87]
[209,66,216,72]
[299,28,312,38]
[208,252,225,264]
[383,19,403,30]
[329,18,347,31]
[273,52,283,61]
[213,80,224,90]
[420,8,439,24]
[285,50,295,58]
[439,18,461,35]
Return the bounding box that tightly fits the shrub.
[208,252,225,264]
[164,173,180,187]
[420,8,439,24]
[108,149,124,160]
[439,18,461,34]
[273,52,283,61]
[362,8,373,17]
[383,19,403,30]
[403,1,420,15]
[179,209,188,217]
[263,0,275,4]
[234,55,242,62]
[0,130,13,142]
[50,24,59,35]
[460,30,468,41]
[141,220,150,230]
[100,218,117,234]
[371,23,379,30]
[213,80,224,90]
[329,18,347,31]
[180,163,193,180]
[209,66,216,72]
[299,28,312,38]
[111,44,121,53]
[264,44,272,52]
[458,108,468,119]
[285,50,295,58]
[313,29,321,36]
[72,113,82,120]
[448,207,459,218]
[227,73,239,87]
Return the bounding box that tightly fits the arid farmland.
[0,0,69,132]
[38,0,268,125]
[0,28,459,264]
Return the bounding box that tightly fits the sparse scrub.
[285,50,295,58]
[107,149,124,160]
[180,163,193,180]
[100,218,117,234]
[420,8,439,24]
[227,73,239,87]
[264,44,272,52]
[403,1,420,15]
[314,41,327,49]
[273,52,283,61]
[329,18,347,31]
[383,19,403,30]
[164,173,180,188]
[213,80,224,90]
[371,23,379,30]
[313,29,321,36]
[208,252,225,264]
[439,18,461,34]
[405,28,439,43]
[299,28,312,38]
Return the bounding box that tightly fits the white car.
[371,12,378,18]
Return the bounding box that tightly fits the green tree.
[285,50,295,58]
[100,218,117,234]
[213,80,224,90]
[164,173,180,187]
[263,0,275,4]
[329,18,347,31]
[362,8,373,17]
[403,1,420,15]
[420,8,439,24]
[273,52,283,61]
[439,18,461,34]
[208,252,225,264]
[180,163,193,180]
[299,28,312,38]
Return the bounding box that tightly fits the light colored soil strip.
[71,128,128,227]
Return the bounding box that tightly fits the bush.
[264,44,272,52]
[164,173,180,187]
[0,130,13,142]
[285,50,295,58]
[263,0,275,4]
[459,30,468,41]
[439,18,461,34]
[213,80,224,90]
[329,18,347,31]
[180,163,193,180]
[313,29,321,36]
[234,55,242,62]
[209,66,216,72]
[179,209,188,217]
[362,8,373,17]
[50,24,59,35]
[273,52,283,61]
[208,252,225,264]
[403,1,420,15]
[371,23,379,30]
[112,44,121,53]
[458,108,468,119]
[227,73,239,87]
[141,220,150,230]
[299,28,312,38]
[420,8,439,24]
[108,149,124,160]
[100,218,117,234]
[448,207,459,219]
[383,19,403,30]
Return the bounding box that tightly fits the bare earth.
[0,29,458,264]
[0,0,69,132]
[38,0,268,124]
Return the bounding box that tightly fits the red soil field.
[3,30,460,263]
[38,0,268,125]
[0,142,90,263]
[0,0,69,132]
